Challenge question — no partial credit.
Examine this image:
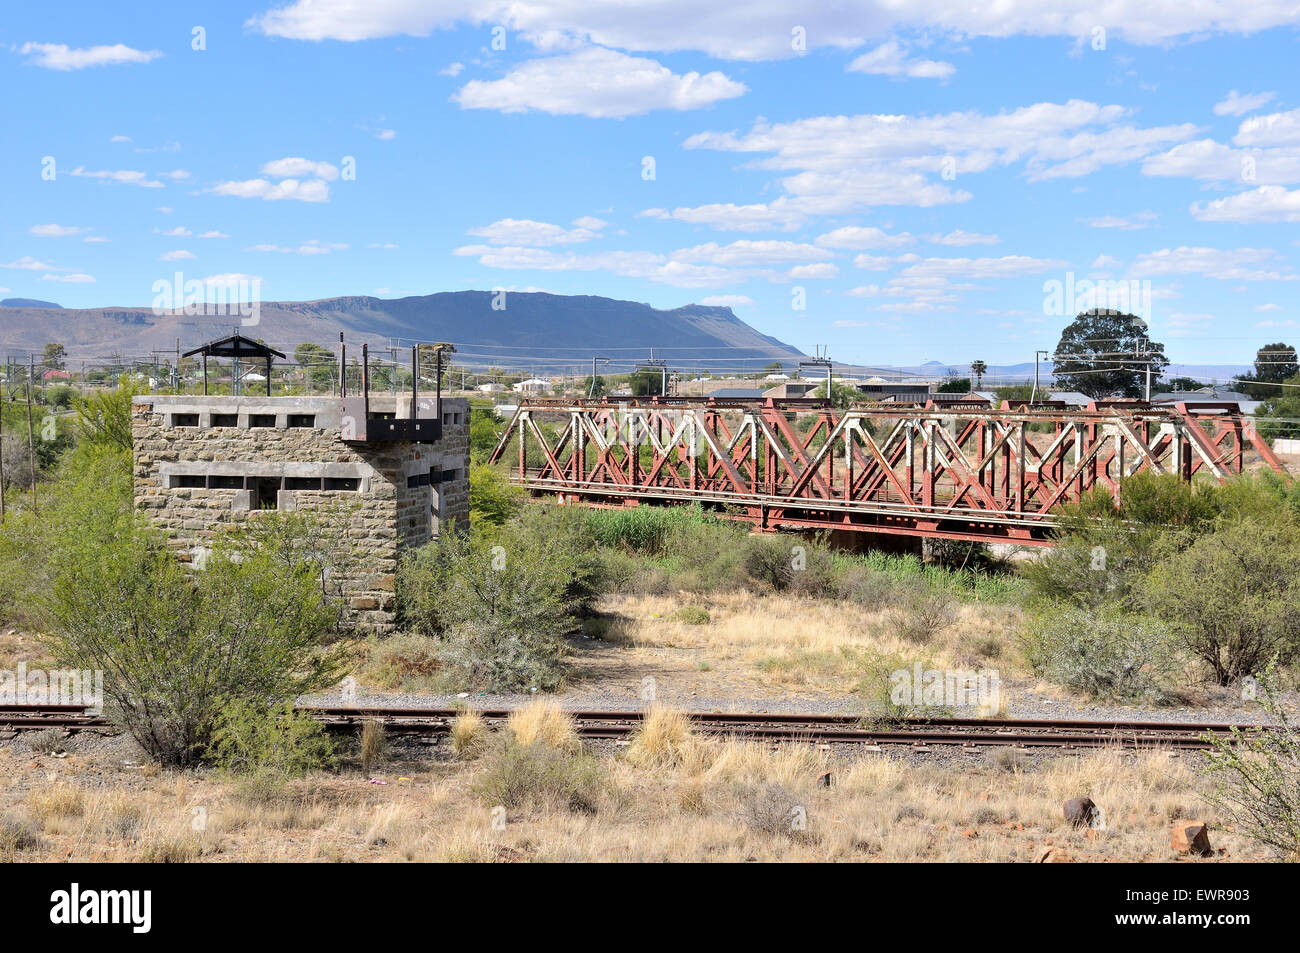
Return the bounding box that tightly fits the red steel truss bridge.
[488,397,1288,545]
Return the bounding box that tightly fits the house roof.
[182,332,285,360]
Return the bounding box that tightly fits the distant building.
[1153,388,1259,414]
[763,381,819,399]
[513,377,553,394]
[854,379,933,402]
[477,382,507,393]
[709,388,766,399]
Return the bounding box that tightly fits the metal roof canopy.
[183,332,286,396]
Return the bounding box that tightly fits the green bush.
[362,633,442,689]
[438,617,569,692]
[1203,671,1300,860]
[41,516,348,766]
[469,463,522,526]
[1018,604,1180,703]
[208,699,337,797]
[1144,517,1300,685]
[473,735,609,813]
[671,605,711,625]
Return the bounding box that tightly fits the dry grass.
[0,735,1270,862]
[507,700,578,752]
[360,720,387,774]
[597,592,1020,696]
[450,710,488,759]
[623,707,704,770]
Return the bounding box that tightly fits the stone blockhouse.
[132,394,470,633]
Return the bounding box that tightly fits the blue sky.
[2,1,1298,367]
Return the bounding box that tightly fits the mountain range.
[0,291,804,372]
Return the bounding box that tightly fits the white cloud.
[161,250,195,261]
[672,240,832,267]
[207,178,330,202]
[1092,254,1122,269]
[198,230,229,239]
[260,157,340,180]
[83,236,110,243]
[155,226,192,237]
[1191,186,1300,223]
[248,1,1300,56]
[789,262,839,279]
[1255,303,1283,311]
[2,257,57,271]
[700,295,755,307]
[1131,246,1296,281]
[368,242,399,249]
[249,240,348,255]
[440,62,464,77]
[375,129,396,140]
[846,39,954,80]
[468,218,604,246]
[41,273,94,283]
[1214,90,1276,117]
[639,201,802,231]
[815,226,915,249]
[899,255,1067,279]
[572,216,608,230]
[69,167,163,188]
[1143,139,1300,185]
[927,229,999,246]
[30,224,88,237]
[683,101,1195,216]
[1082,212,1158,229]
[453,47,746,118]
[1235,109,1300,148]
[110,134,132,143]
[19,42,160,70]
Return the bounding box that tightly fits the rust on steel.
[487,396,1288,544]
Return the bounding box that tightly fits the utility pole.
[800,346,833,404]
[589,356,610,398]
[645,353,668,397]
[1031,350,1050,403]
[24,382,37,515]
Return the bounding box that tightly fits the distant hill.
[0,298,62,309]
[0,291,804,372]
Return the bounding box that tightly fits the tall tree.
[1051,310,1168,399]
[43,342,67,371]
[1236,342,1298,399]
[969,360,987,389]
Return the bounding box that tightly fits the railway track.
[0,703,1269,750]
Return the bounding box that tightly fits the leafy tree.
[629,368,665,396]
[469,463,523,526]
[42,342,67,371]
[1165,376,1208,392]
[809,380,861,409]
[40,515,348,765]
[580,375,607,398]
[763,361,785,374]
[1051,309,1168,398]
[1256,377,1300,441]
[1145,517,1300,685]
[1237,343,1298,399]
[969,360,987,388]
[937,377,971,393]
[72,374,141,453]
[294,342,337,389]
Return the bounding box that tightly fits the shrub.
[1144,517,1300,685]
[888,585,958,644]
[624,707,700,770]
[362,633,441,689]
[450,710,488,759]
[1019,605,1180,703]
[26,728,65,756]
[468,463,522,526]
[438,617,568,693]
[742,534,798,591]
[671,605,711,625]
[43,522,348,766]
[739,784,808,838]
[207,699,337,794]
[1203,673,1300,860]
[0,816,43,855]
[473,735,608,813]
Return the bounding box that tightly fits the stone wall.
[132,395,469,634]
